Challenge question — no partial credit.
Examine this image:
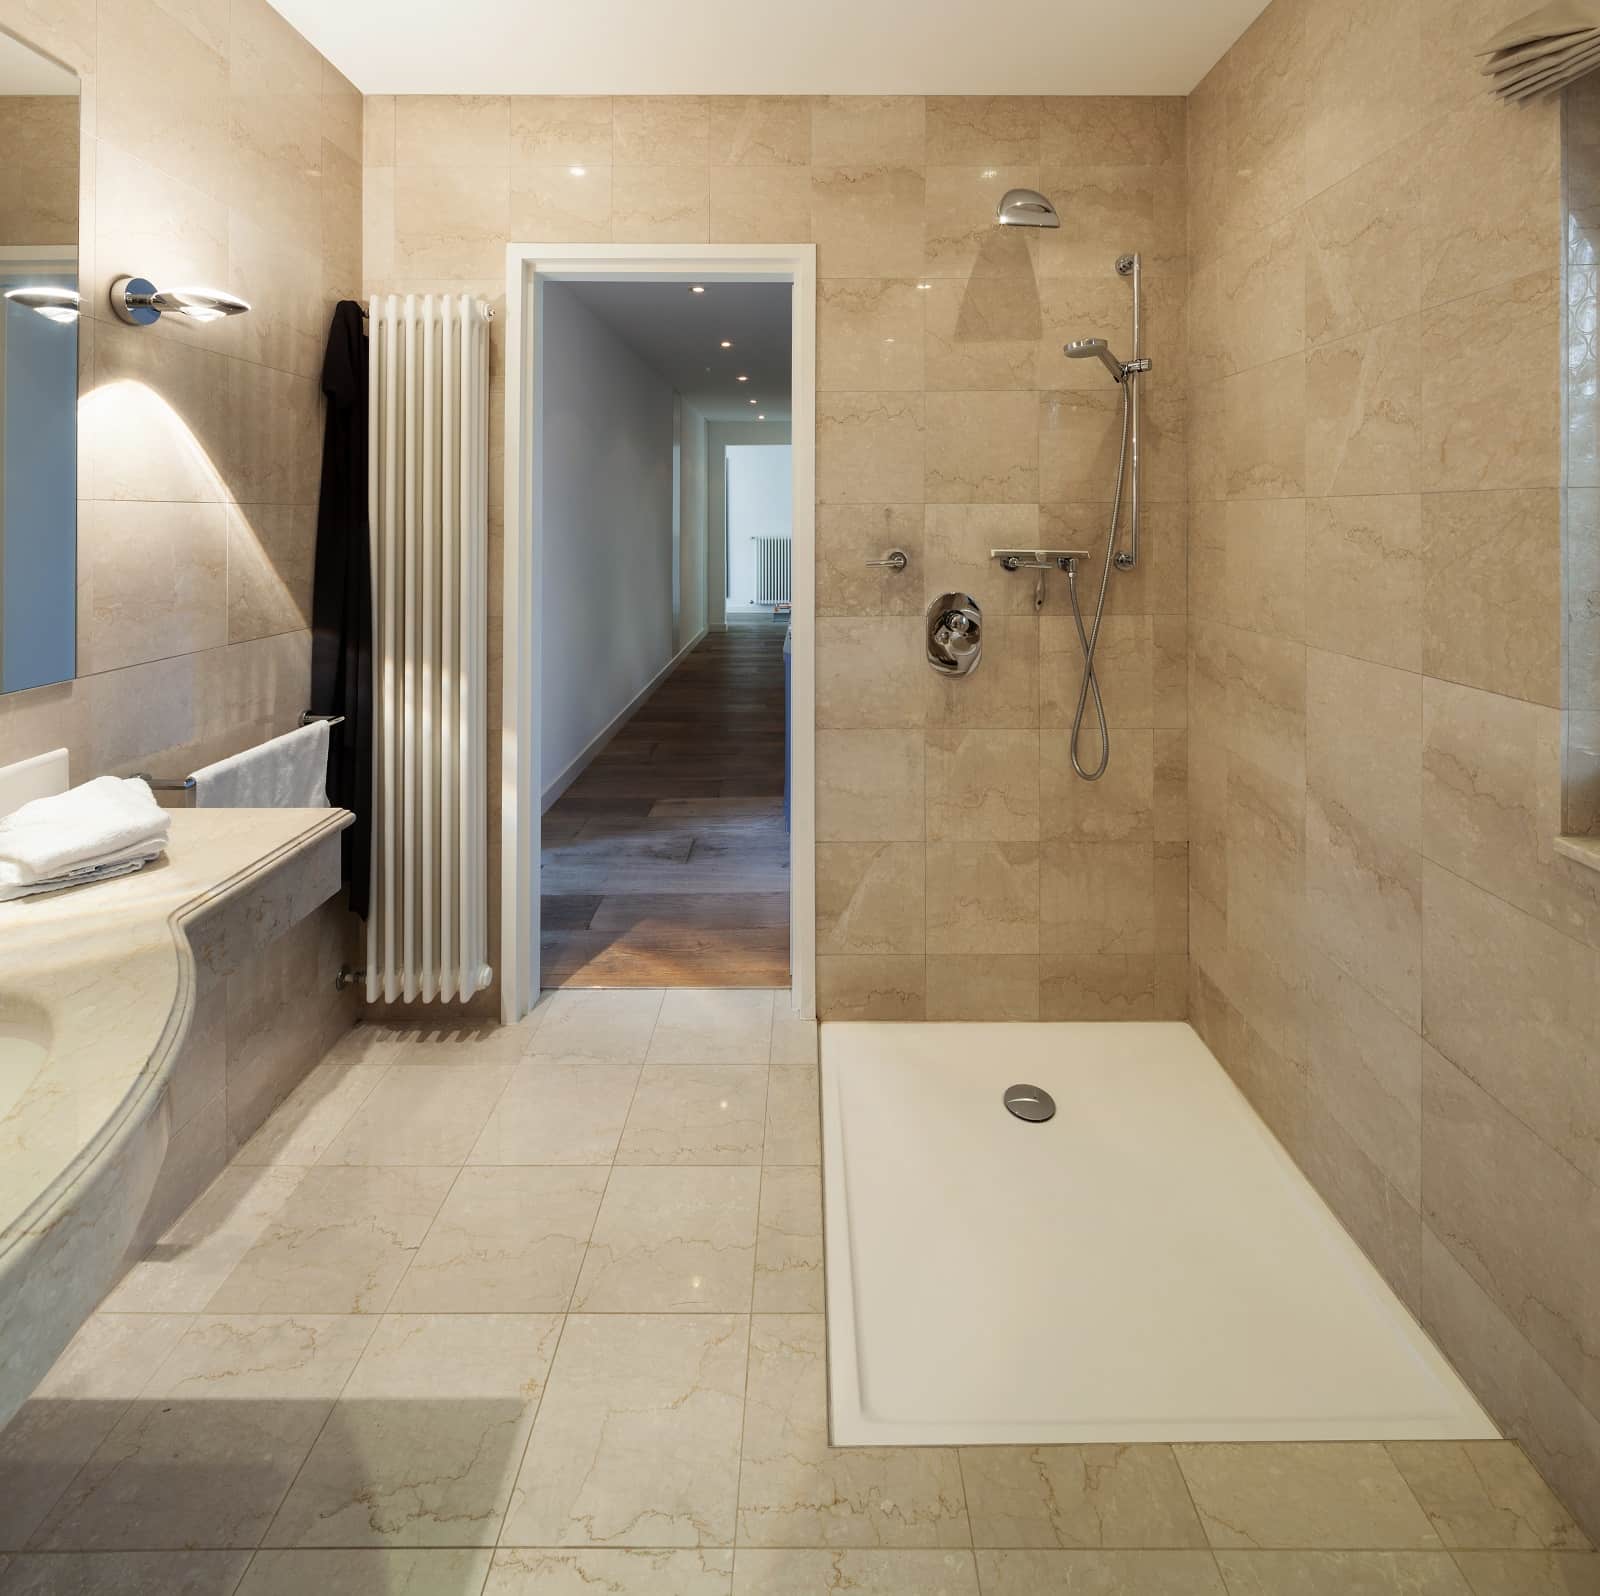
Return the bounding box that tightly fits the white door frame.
[500,242,818,1024]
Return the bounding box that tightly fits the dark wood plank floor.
[540,616,791,987]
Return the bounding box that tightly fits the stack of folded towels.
[0,776,171,902]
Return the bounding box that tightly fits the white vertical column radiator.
[752,533,792,607]
[366,293,493,1004]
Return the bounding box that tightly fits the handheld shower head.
[996,188,1060,228]
[1065,337,1133,383]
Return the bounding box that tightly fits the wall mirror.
[0,28,78,696]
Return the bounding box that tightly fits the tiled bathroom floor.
[0,989,1591,1594]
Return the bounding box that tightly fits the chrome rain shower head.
[996,188,1060,228]
[1064,337,1131,383]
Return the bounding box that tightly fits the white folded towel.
[0,775,170,893]
[0,849,164,902]
[190,721,330,810]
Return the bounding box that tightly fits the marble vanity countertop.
[0,806,351,1245]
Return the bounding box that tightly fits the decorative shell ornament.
[1481,1,1600,98]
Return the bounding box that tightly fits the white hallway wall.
[706,418,792,627]
[540,281,678,800]
[726,443,794,607]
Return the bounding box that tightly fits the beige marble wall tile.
[1034,166,1185,279]
[1421,861,1600,1186]
[511,165,613,242]
[1038,501,1188,620]
[1223,354,1305,499]
[1224,498,1305,641]
[363,93,395,165]
[817,503,925,616]
[925,609,1039,729]
[1040,97,1185,168]
[1421,490,1561,707]
[76,500,228,675]
[1303,143,1420,347]
[810,165,925,276]
[926,955,1042,1020]
[1420,97,1560,310]
[924,389,1038,502]
[611,96,709,164]
[509,95,612,164]
[1304,495,1421,670]
[710,163,811,244]
[927,729,1040,840]
[1039,953,1186,1021]
[1036,271,1133,390]
[926,841,1040,955]
[817,391,924,504]
[1041,842,1155,957]
[1304,317,1419,496]
[817,280,926,392]
[810,96,925,166]
[922,495,1043,611]
[708,96,809,165]
[924,164,1040,280]
[1041,728,1154,844]
[394,95,509,166]
[1419,271,1560,492]
[817,842,926,955]
[816,617,926,730]
[1303,0,1421,198]
[612,164,709,243]
[816,956,927,1020]
[926,96,1039,163]
[1222,0,1306,237]
[1422,1046,1600,1415]
[1386,1440,1591,1551]
[816,730,925,841]
[924,276,1041,390]
[1038,389,1125,503]
[1218,214,1304,374]
[394,164,511,277]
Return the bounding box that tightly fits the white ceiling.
[561,280,792,422]
[266,0,1267,96]
[0,31,79,95]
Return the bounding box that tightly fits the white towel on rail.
[0,775,169,899]
[191,722,330,809]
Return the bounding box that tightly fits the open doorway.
[501,247,815,1018]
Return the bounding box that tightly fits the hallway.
[540,618,790,988]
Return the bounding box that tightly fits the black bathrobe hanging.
[311,299,373,918]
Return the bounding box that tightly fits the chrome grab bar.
[138,713,344,792]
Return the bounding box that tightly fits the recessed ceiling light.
[737,374,748,382]
[720,339,732,348]
[749,398,757,404]
[758,413,766,420]
[569,165,586,176]
[690,285,706,294]
[916,282,932,291]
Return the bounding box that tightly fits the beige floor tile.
[1386,1444,1591,1551]
[0,1551,253,1592]
[769,1009,820,1065]
[764,1067,821,1165]
[232,1064,390,1165]
[469,1061,641,1165]
[266,1315,561,1548]
[1175,1443,1443,1550]
[753,1168,824,1313]
[318,1025,405,1069]
[33,1316,374,1550]
[485,1548,735,1593]
[647,990,775,1064]
[1213,1550,1473,1594]
[1452,1551,1600,1594]
[617,1066,769,1165]
[528,989,665,1063]
[732,1549,979,1592]
[0,1314,190,1551]
[318,1065,513,1165]
[961,1445,1206,1549]
[101,1166,307,1313]
[572,1166,759,1312]
[390,1166,608,1313]
[502,1314,747,1547]
[975,1551,1227,1593]
[737,1314,968,1548]
[238,1548,494,1594]
[206,1166,457,1314]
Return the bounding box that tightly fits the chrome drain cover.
[1003,1083,1056,1123]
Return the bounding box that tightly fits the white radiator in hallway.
[752,533,792,607]
[367,293,493,1004]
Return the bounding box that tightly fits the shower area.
[821,178,1497,1451]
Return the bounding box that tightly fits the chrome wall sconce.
[3,286,81,324]
[109,276,250,327]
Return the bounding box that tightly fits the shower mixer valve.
[991,548,1091,608]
